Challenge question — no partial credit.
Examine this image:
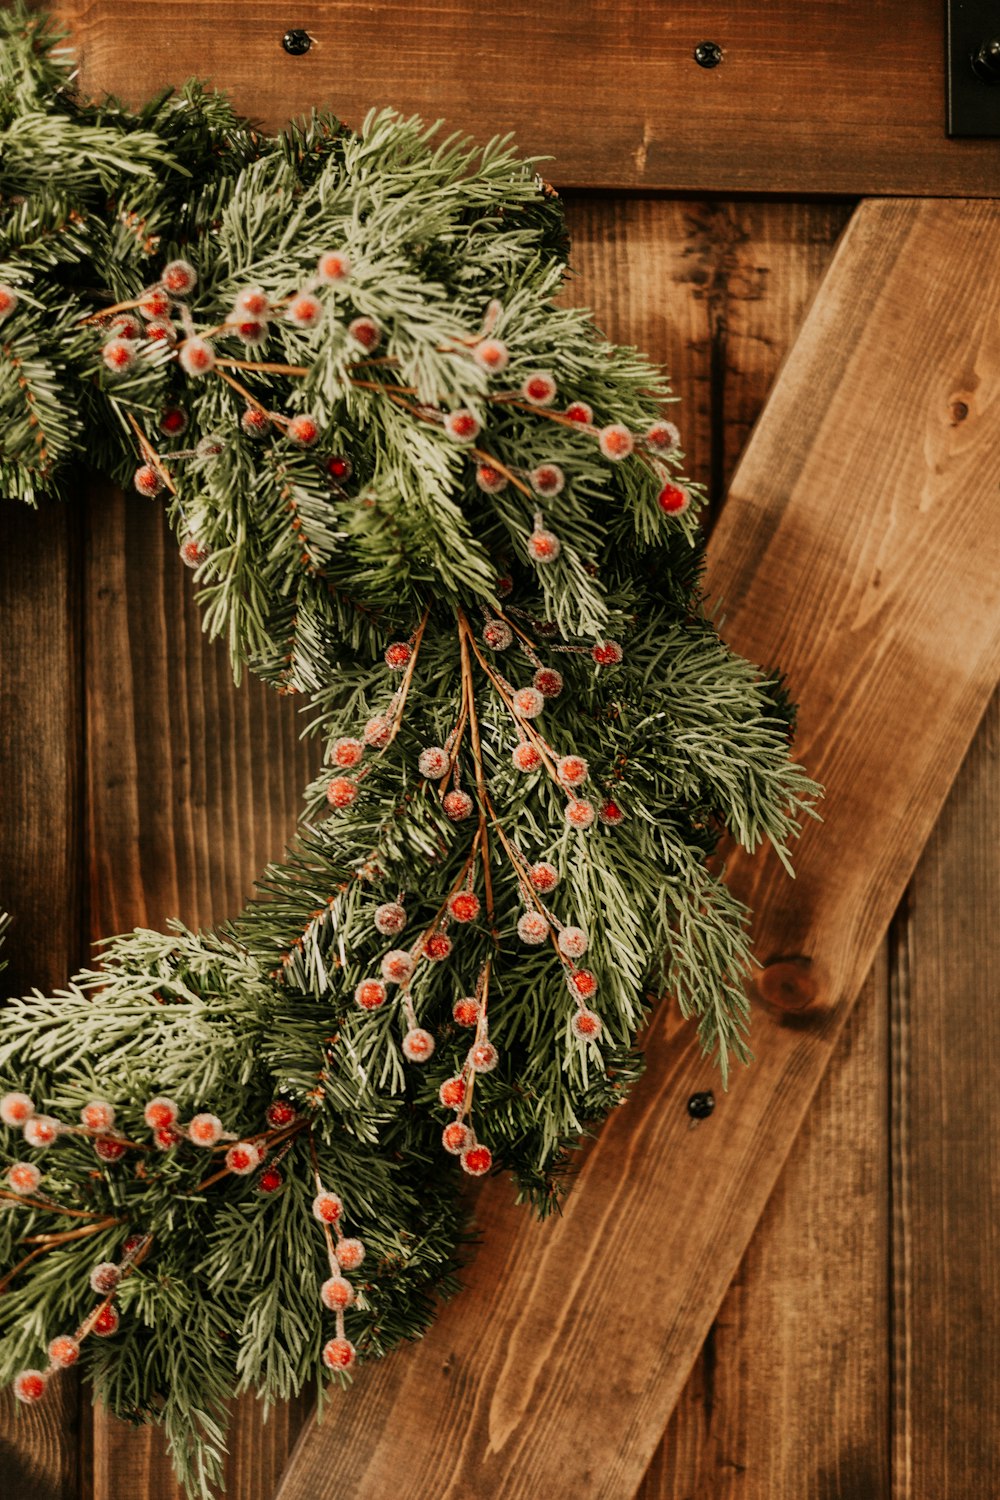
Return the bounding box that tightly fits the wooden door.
[1,5,997,1497]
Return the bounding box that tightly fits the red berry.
[159,407,188,436]
[533,668,563,698]
[423,933,452,962]
[23,1116,59,1148]
[348,316,381,351]
[138,288,171,319]
[569,969,599,999]
[133,464,163,498]
[646,419,681,451]
[122,1234,146,1256]
[287,414,321,447]
[472,338,509,372]
[657,482,690,515]
[94,1137,127,1162]
[225,1142,262,1175]
[327,455,352,481]
[320,1276,355,1310]
[483,619,513,651]
[326,777,358,810]
[442,1121,473,1154]
[234,287,270,317]
[335,1238,365,1271]
[439,1076,466,1109]
[266,1099,297,1128]
[232,317,268,345]
[402,1028,435,1062]
[418,746,449,779]
[89,1262,120,1295]
[592,640,623,666]
[598,424,634,460]
[521,371,557,406]
[92,1304,120,1337]
[453,997,480,1027]
[161,260,197,296]
[180,537,209,569]
[178,337,215,376]
[153,1125,182,1151]
[286,292,323,329]
[517,911,549,945]
[531,463,565,497]
[384,641,412,669]
[469,1041,498,1074]
[599,800,625,826]
[529,861,560,893]
[374,902,407,936]
[460,1144,493,1176]
[144,318,175,342]
[512,741,542,773]
[7,1162,41,1195]
[322,1336,356,1370]
[312,1190,343,1224]
[354,979,388,1011]
[444,409,481,443]
[363,715,392,747]
[512,687,544,719]
[527,528,560,564]
[0,1092,34,1126]
[13,1371,47,1404]
[241,406,271,437]
[258,1167,283,1193]
[47,1336,80,1369]
[331,737,364,768]
[558,925,589,958]
[442,789,474,821]
[565,798,596,829]
[572,1008,603,1040]
[565,401,593,425]
[449,892,480,924]
[476,463,508,494]
[317,250,351,284]
[102,337,136,375]
[381,949,414,984]
[189,1113,223,1146]
[109,314,142,339]
[557,754,588,787]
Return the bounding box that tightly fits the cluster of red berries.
[437,966,495,1177]
[325,636,421,812]
[312,1176,366,1373]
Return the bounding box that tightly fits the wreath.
[0,9,817,1494]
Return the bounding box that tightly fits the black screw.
[282,28,313,56]
[972,39,1000,82]
[693,41,724,69]
[687,1090,715,1120]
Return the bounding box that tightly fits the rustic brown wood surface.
[55,0,1000,197]
[272,198,1000,1498]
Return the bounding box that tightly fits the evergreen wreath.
[0,9,818,1493]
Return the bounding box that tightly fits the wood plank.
[83,484,319,1499]
[890,686,1000,1498]
[0,500,83,1499]
[274,197,1000,1500]
[55,0,1000,197]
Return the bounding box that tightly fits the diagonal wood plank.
[275,196,1000,1500]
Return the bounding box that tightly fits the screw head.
[687,1090,715,1120]
[693,40,724,69]
[282,28,313,56]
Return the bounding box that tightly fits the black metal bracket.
[947,0,1000,136]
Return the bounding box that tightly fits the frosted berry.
[381,949,415,984]
[241,406,271,438]
[460,1143,493,1176]
[188,1113,223,1147]
[374,902,407,936]
[180,537,209,569]
[418,746,449,779]
[496,574,513,597]
[258,1167,283,1193]
[232,316,268,345]
[476,462,508,494]
[527,527,560,564]
[133,464,163,498]
[312,1190,343,1224]
[326,777,358,810]
[442,789,474,821]
[354,978,388,1011]
[531,463,565,497]
[94,1137,127,1162]
[572,1008,603,1040]
[384,641,412,669]
[153,1125,182,1150]
[23,1116,59,1148]
[483,619,513,651]
[557,754,588,787]
[109,314,142,339]
[317,250,351,283]
[320,1275,355,1311]
[197,435,224,458]
[326,454,353,482]
[7,1162,41,1195]
[322,1337,356,1370]
[533,667,563,698]
[529,860,560,893]
[0,284,18,321]
[646,419,681,451]
[598,424,634,460]
[442,1121,473,1154]
[1,1092,35,1127]
[225,1141,262,1175]
[472,337,509,373]
[285,292,323,330]
[521,371,557,406]
[347,316,381,351]
[265,1099,297,1128]
[558,926,589,958]
[439,1076,466,1109]
[13,1371,47,1404]
[444,409,480,443]
[565,798,596,830]
[47,1336,80,1369]
[159,406,188,436]
[161,260,197,296]
[331,737,364,768]
[287,413,321,447]
[89,1262,120,1295]
[453,996,480,1027]
[363,715,392,748]
[335,1238,365,1271]
[92,1305,119,1338]
[122,1234,147,1256]
[512,741,542,773]
[234,286,270,317]
[178,337,215,376]
[138,287,171,319]
[449,891,480,924]
[569,968,599,999]
[101,337,136,375]
[469,1041,498,1073]
[402,1028,435,1062]
[512,687,544,719]
[80,1100,115,1132]
[565,400,593,425]
[657,482,690,515]
[599,800,625,826]
[517,910,549,945]
[592,640,623,666]
[423,932,452,962]
[144,317,175,342]
[144,1097,177,1129]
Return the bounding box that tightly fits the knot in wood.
[757,956,819,1013]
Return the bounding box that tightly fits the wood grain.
[82,486,319,1499]
[0,500,83,1500]
[53,0,1000,197]
[890,687,1000,1498]
[275,197,1000,1500]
